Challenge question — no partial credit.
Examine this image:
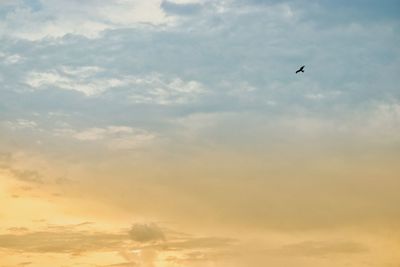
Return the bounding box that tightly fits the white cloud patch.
[128,74,206,105]
[24,68,206,102]
[0,53,24,64]
[54,126,157,150]
[0,0,173,40]
[97,0,169,26]
[25,66,122,96]
[5,119,38,130]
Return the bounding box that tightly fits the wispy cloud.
[0,153,44,184]
[0,230,126,254]
[274,240,368,257]
[25,67,119,96]
[54,126,157,150]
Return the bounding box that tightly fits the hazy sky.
[1,1,400,266]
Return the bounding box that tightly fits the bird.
[295,65,305,74]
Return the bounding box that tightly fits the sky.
[0,0,400,266]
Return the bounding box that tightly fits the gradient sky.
[1,0,400,266]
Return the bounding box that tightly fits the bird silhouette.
[296,65,305,74]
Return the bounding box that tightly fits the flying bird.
[295,65,305,74]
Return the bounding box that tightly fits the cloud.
[161,1,203,16]
[54,126,157,150]
[363,102,400,139]
[165,250,230,265]
[0,153,44,184]
[5,119,38,130]
[7,227,30,233]
[126,74,206,105]
[0,0,170,40]
[159,237,236,251]
[275,240,368,257]
[233,0,400,23]
[0,230,126,254]
[0,53,24,64]
[0,221,235,265]
[25,66,120,96]
[1,0,397,135]
[24,67,206,103]
[129,224,165,243]
[8,169,43,184]
[97,263,136,267]
[17,262,33,267]
[125,225,237,266]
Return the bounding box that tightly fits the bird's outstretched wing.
[295,65,305,73]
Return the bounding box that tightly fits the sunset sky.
[1,0,400,266]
